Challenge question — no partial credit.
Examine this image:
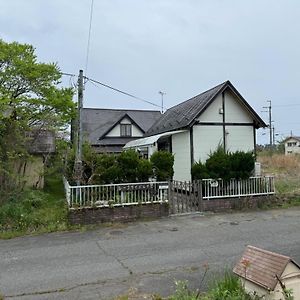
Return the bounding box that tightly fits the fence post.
[168,180,173,214]
[199,180,203,211]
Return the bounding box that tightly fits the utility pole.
[159,91,166,113]
[74,69,84,185]
[263,100,272,146]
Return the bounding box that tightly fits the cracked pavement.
[1,207,300,299]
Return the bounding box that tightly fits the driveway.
[1,208,300,299]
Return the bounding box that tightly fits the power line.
[87,77,164,110]
[85,0,94,75]
[60,71,164,110]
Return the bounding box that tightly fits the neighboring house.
[124,80,266,181]
[284,136,300,155]
[82,108,161,154]
[234,246,300,299]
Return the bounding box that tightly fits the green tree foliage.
[150,151,174,181]
[66,145,174,184]
[192,147,255,181]
[0,39,75,198]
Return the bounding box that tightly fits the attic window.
[120,124,132,137]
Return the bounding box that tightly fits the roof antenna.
[159,91,166,113]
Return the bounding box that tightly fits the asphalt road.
[1,207,300,300]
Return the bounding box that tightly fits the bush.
[150,151,174,181]
[66,143,175,184]
[230,151,255,180]
[206,147,232,181]
[137,159,154,182]
[117,150,140,183]
[191,161,209,180]
[192,147,255,181]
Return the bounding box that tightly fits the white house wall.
[281,262,300,299]
[106,117,144,137]
[197,93,223,122]
[284,137,300,155]
[224,90,253,123]
[225,126,254,153]
[193,126,223,162]
[172,131,191,181]
[193,87,255,164]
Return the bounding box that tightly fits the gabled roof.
[82,108,161,145]
[146,80,266,136]
[283,136,300,143]
[233,245,300,291]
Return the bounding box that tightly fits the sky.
[1,0,300,144]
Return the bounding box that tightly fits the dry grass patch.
[258,153,300,195]
[258,153,300,176]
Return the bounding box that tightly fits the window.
[120,124,132,137]
[287,142,297,147]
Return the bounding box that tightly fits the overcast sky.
[1,0,300,144]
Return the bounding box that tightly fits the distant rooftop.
[82,108,161,145]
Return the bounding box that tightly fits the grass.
[0,175,70,239]
[258,153,300,196]
[114,273,260,300]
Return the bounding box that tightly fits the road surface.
[1,207,300,299]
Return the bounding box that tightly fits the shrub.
[230,151,255,180]
[93,154,119,184]
[192,147,255,181]
[117,150,140,183]
[191,161,209,180]
[206,147,232,181]
[150,151,174,181]
[137,159,153,182]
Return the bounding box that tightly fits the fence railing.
[63,178,169,209]
[63,176,275,209]
[202,176,275,200]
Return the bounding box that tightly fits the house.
[124,80,266,181]
[284,136,300,155]
[82,108,161,153]
[233,245,300,299]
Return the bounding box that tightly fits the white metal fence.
[63,178,169,209]
[63,176,275,209]
[202,176,275,200]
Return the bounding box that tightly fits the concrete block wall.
[68,203,169,225]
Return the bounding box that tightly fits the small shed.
[233,245,300,299]
[24,130,56,188]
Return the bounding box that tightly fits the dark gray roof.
[147,80,266,136]
[26,130,55,154]
[97,137,136,146]
[82,108,161,145]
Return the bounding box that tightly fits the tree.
[0,39,75,198]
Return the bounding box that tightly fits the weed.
[0,176,69,239]
[168,281,198,300]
